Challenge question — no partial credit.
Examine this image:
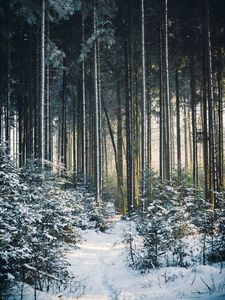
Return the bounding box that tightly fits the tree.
[141,0,147,201]
[40,0,46,168]
[93,0,101,204]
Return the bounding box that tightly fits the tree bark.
[164,0,171,180]
[117,79,124,207]
[141,0,147,198]
[40,0,45,168]
[175,63,181,176]
[82,15,87,185]
[206,0,218,207]
[94,0,101,204]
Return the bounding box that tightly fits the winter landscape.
[1,0,225,299]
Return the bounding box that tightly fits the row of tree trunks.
[0,0,224,213]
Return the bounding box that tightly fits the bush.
[0,144,84,296]
[132,170,214,271]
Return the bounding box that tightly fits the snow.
[5,216,225,299]
[65,216,225,300]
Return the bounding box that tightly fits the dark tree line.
[0,0,225,212]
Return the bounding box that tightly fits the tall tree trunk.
[202,46,209,199]
[40,0,45,168]
[184,102,188,170]
[125,0,135,213]
[188,108,193,168]
[103,100,118,176]
[175,63,181,176]
[125,42,132,213]
[34,28,40,159]
[206,0,218,207]
[77,80,83,177]
[97,42,103,199]
[159,27,164,180]
[117,79,124,209]
[129,1,135,209]
[104,129,108,178]
[94,0,101,204]
[134,66,140,208]
[164,0,171,180]
[141,0,147,199]
[45,21,50,164]
[61,66,67,174]
[190,54,198,185]
[73,87,77,185]
[5,39,11,151]
[82,15,87,185]
[217,47,223,190]
[146,45,152,172]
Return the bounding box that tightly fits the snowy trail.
[67,215,142,300]
[65,216,225,300]
[9,215,225,299]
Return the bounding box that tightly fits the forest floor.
[65,215,225,300]
[8,215,225,300]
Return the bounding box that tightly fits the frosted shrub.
[0,145,82,296]
[135,171,214,270]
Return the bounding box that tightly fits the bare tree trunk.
[45,21,50,164]
[190,55,198,185]
[206,0,218,207]
[159,27,164,180]
[134,66,140,208]
[202,46,209,199]
[73,88,77,185]
[125,41,132,212]
[164,0,171,180]
[94,0,101,204]
[6,39,11,151]
[184,102,189,170]
[40,0,45,168]
[104,129,108,178]
[34,29,40,159]
[61,66,67,175]
[188,108,193,167]
[82,15,87,185]
[217,47,223,190]
[129,1,135,210]
[97,42,103,199]
[175,63,181,176]
[146,45,152,171]
[141,0,147,199]
[117,79,124,208]
[103,100,118,175]
[125,0,135,213]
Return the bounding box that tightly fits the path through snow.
[8,216,225,299]
[67,215,141,299]
[66,216,225,300]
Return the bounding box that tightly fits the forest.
[0,0,225,299]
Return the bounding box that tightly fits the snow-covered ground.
[65,216,225,300]
[6,216,225,299]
